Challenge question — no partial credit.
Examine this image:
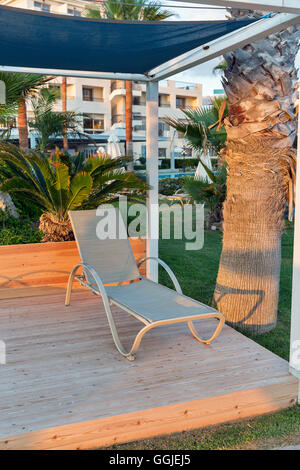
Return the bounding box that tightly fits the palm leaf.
[68,173,93,210]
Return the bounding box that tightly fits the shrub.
[159,159,170,170]
[175,158,198,169]
[159,177,185,196]
[0,213,43,245]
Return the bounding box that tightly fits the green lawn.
[109,406,300,450]
[106,225,300,450]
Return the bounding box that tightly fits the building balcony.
[82,128,104,135]
[112,114,125,125]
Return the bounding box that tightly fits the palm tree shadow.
[214,282,265,323]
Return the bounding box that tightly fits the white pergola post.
[290,97,300,402]
[0,80,5,104]
[146,81,159,282]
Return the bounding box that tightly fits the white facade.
[0,0,203,160]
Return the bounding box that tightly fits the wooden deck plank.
[0,290,297,449]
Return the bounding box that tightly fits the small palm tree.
[85,0,173,158]
[183,164,227,228]
[213,59,227,75]
[165,98,228,227]
[0,73,52,150]
[164,97,228,155]
[0,143,147,241]
[29,87,83,151]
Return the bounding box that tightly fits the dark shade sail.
[0,5,257,75]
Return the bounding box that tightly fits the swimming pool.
[158,172,194,179]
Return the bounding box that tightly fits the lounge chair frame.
[65,257,225,361]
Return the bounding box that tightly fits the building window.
[0,117,16,129]
[34,1,50,12]
[158,121,169,137]
[133,96,146,106]
[82,87,93,102]
[176,97,186,108]
[159,94,170,108]
[67,7,81,17]
[158,148,166,158]
[82,86,104,102]
[83,114,104,134]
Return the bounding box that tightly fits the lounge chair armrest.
[66,263,138,360]
[67,263,110,305]
[137,257,182,294]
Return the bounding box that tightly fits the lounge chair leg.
[188,315,225,344]
[65,263,152,361]
[65,269,76,306]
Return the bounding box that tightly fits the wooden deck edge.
[0,377,298,450]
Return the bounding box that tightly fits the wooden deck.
[0,287,298,450]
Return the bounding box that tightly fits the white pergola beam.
[146,81,159,282]
[148,13,300,81]
[169,0,300,14]
[0,65,149,82]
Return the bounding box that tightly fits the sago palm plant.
[0,143,147,241]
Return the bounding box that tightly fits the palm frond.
[164,97,228,154]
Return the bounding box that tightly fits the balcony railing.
[83,128,104,135]
[83,97,104,102]
[175,81,197,90]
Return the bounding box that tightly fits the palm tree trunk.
[18,97,29,151]
[62,77,68,151]
[213,9,300,334]
[125,80,133,159]
[214,140,287,334]
[0,192,19,218]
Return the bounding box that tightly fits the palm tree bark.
[0,192,19,218]
[125,80,133,157]
[213,9,300,334]
[18,97,29,151]
[61,76,68,151]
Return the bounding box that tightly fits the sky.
[161,2,300,96]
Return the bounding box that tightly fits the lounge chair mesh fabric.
[69,209,140,284]
[106,279,218,323]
